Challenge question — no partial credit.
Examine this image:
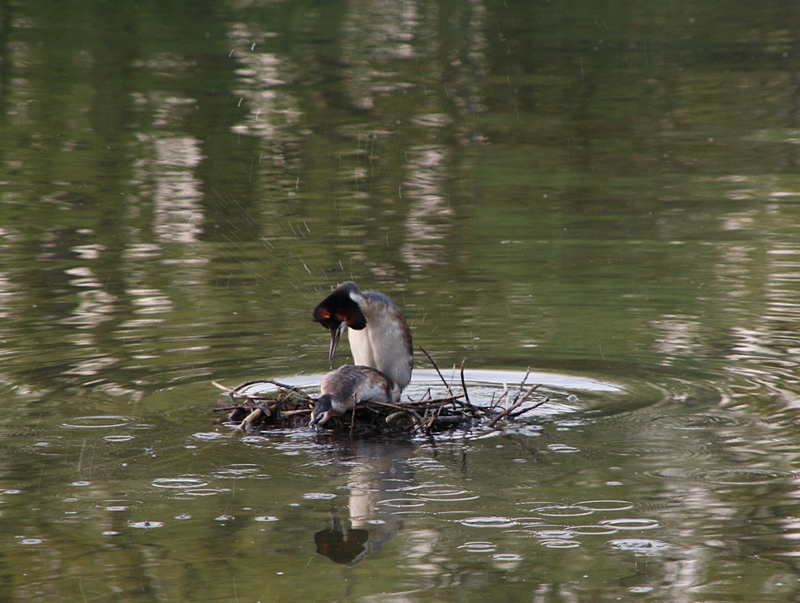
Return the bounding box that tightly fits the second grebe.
[310,365,401,427]
[312,281,413,390]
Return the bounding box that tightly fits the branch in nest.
[487,384,540,429]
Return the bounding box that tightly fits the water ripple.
[535,505,594,517]
[609,538,670,555]
[460,516,517,529]
[649,467,797,484]
[152,477,208,489]
[599,518,660,530]
[540,539,580,549]
[192,432,228,441]
[62,415,135,429]
[104,435,134,442]
[575,499,634,512]
[213,464,269,479]
[458,541,496,553]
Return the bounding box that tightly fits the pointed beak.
[310,410,330,427]
[328,322,345,362]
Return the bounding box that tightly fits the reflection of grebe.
[314,441,413,566]
[312,281,413,391]
[310,365,401,427]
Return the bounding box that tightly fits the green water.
[2,0,800,601]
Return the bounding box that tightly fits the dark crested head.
[312,282,368,361]
[310,394,333,427]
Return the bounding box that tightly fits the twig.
[420,347,454,396]
[281,408,312,417]
[487,384,540,429]
[459,358,472,407]
[508,396,550,419]
[512,367,531,404]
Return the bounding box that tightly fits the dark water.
[2,0,800,600]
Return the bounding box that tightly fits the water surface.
[2,0,800,601]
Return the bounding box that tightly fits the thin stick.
[487,384,540,428]
[212,380,235,393]
[281,408,312,417]
[459,358,472,407]
[512,367,531,404]
[509,396,550,419]
[420,347,454,396]
[402,394,464,406]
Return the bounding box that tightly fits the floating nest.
[213,354,550,436]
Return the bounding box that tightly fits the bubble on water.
[255,516,279,522]
[129,521,164,529]
[19,538,42,545]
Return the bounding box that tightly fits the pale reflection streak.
[151,134,204,244]
[401,144,453,271]
[340,0,420,110]
[650,315,704,364]
[58,264,118,378]
[228,23,300,146]
[61,266,116,329]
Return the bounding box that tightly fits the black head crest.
[312,282,368,362]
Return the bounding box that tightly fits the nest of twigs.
[213,352,550,436]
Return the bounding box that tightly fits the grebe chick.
[310,365,401,427]
[312,281,413,390]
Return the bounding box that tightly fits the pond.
[2,0,800,601]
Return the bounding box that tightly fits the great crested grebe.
[310,365,401,427]
[312,281,413,391]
